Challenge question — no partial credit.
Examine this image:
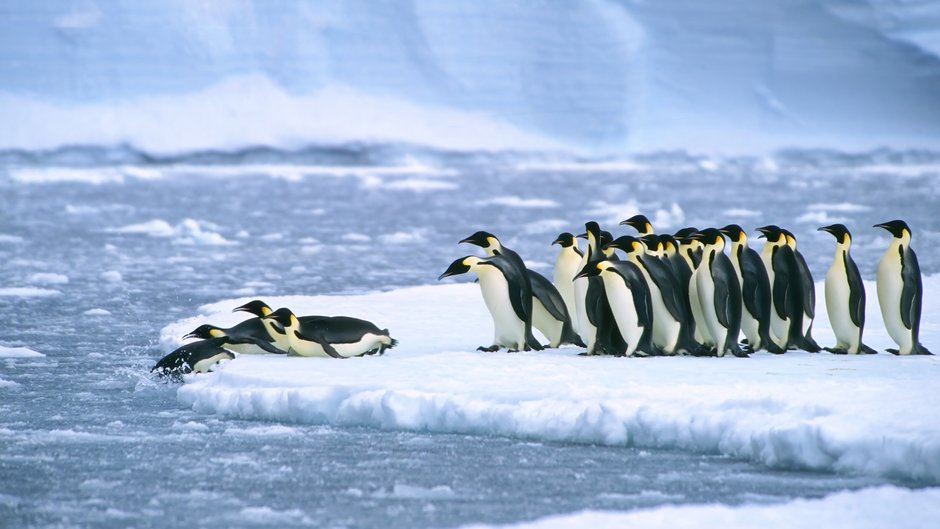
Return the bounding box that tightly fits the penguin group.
[151,300,397,379]
[440,217,931,357]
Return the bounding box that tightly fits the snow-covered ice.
[164,276,940,484]
[0,345,45,358]
[457,486,940,529]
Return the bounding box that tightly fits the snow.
[0,345,45,358]
[107,219,236,246]
[165,277,940,484]
[457,486,940,529]
[3,2,940,154]
[83,309,111,316]
[28,273,69,285]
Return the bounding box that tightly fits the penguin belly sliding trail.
[156,216,933,379]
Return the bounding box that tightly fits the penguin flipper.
[527,270,571,323]
[900,247,922,331]
[228,336,286,355]
[294,330,343,358]
[844,253,866,328]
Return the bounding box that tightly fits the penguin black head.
[183,324,222,341]
[438,256,475,280]
[608,235,643,254]
[460,231,498,249]
[719,224,746,243]
[601,230,615,247]
[659,234,678,254]
[583,221,601,239]
[620,214,653,234]
[263,307,296,328]
[673,227,699,242]
[818,224,851,244]
[640,233,660,246]
[756,225,784,242]
[233,300,272,317]
[873,220,911,239]
[574,260,605,280]
[781,229,798,247]
[552,232,577,248]
[694,228,724,247]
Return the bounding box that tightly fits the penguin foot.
[477,345,500,352]
[824,347,848,355]
[886,348,900,356]
[914,344,934,355]
[860,344,878,355]
[731,348,750,358]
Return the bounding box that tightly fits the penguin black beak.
[573,264,599,280]
[552,235,565,246]
[182,332,199,340]
[576,232,588,239]
[873,223,887,230]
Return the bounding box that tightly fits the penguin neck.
[833,239,851,260]
[885,236,908,257]
[678,245,696,269]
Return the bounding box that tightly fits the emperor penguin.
[183,319,287,355]
[233,299,325,353]
[264,308,398,358]
[719,225,784,354]
[675,227,703,269]
[608,235,698,355]
[574,259,659,357]
[782,229,821,351]
[233,300,274,318]
[553,232,584,333]
[574,222,626,355]
[440,255,541,351]
[460,231,541,351]
[818,224,877,355]
[691,229,747,357]
[757,226,817,351]
[640,234,665,258]
[528,269,584,348]
[151,337,234,379]
[874,220,932,355]
[620,214,654,236]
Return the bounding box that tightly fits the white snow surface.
[456,486,940,529]
[164,277,940,483]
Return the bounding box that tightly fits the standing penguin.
[460,231,541,351]
[440,255,542,351]
[691,229,747,357]
[757,226,818,352]
[719,225,784,354]
[552,232,584,333]
[782,229,821,351]
[574,259,659,357]
[575,222,625,355]
[528,269,584,348]
[874,220,932,355]
[608,235,698,355]
[819,224,877,354]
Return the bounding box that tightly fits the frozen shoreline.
[163,278,940,484]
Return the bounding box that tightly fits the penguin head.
[552,232,577,248]
[756,225,785,244]
[874,220,911,240]
[263,307,298,329]
[460,231,499,250]
[574,260,608,279]
[781,229,798,249]
[183,324,223,340]
[673,227,698,240]
[640,234,662,254]
[233,300,272,317]
[583,221,601,240]
[818,224,851,245]
[438,256,479,280]
[719,224,747,244]
[694,228,724,249]
[608,235,644,255]
[620,214,653,235]
[660,235,678,256]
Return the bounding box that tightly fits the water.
[1,148,938,528]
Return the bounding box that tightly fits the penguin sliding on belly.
[874,220,932,355]
[264,308,397,358]
[819,224,877,355]
[440,255,541,351]
[183,319,287,355]
[691,229,747,357]
[151,338,234,379]
[575,259,659,357]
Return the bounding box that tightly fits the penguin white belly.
[531,297,562,347]
[478,269,526,349]
[192,353,232,373]
[601,275,642,356]
[573,275,595,348]
[635,266,679,351]
[554,252,581,334]
[332,333,386,357]
[688,268,713,346]
[825,261,860,352]
[225,342,274,355]
[877,252,912,353]
[731,257,760,347]
[288,339,332,358]
[696,269,727,351]
[762,255,790,348]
